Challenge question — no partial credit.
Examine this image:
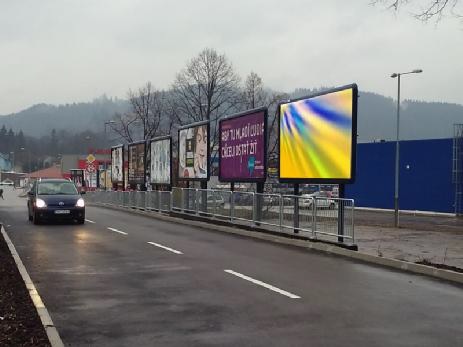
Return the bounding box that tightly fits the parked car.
[27,178,85,225]
[300,191,337,209]
[207,193,225,207]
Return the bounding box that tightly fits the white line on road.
[85,219,96,224]
[107,227,128,235]
[147,242,183,255]
[224,269,301,299]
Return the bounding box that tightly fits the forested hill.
[1,91,462,141]
[0,95,129,137]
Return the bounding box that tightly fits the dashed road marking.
[224,269,301,299]
[85,219,96,224]
[107,227,128,235]
[147,242,183,255]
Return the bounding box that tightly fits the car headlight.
[76,198,85,207]
[36,198,47,208]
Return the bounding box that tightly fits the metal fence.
[86,188,355,244]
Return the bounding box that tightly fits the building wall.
[345,138,455,213]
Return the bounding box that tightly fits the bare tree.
[372,0,462,22]
[266,92,290,168]
[170,48,241,172]
[243,71,267,109]
[111,82,169,143]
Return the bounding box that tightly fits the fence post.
[312,197,317,239]
[195,189,200,215]
[252,192,256,224]
[338,184,345,243]
[351,200,355,243]
[181,188,185,213]
[293,184,300,233]
[212,191,216,217]
[230,191,235,223]
[279,195,283,232]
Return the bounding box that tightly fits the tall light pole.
[9,152,14,172]
[20,147,31,173]
[104,121,115,190]
[390,69,423,227]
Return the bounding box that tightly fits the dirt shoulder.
[0,228,50,347]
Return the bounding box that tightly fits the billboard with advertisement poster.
[149,136,171,185]
[219,108,267,182]
[178,121,209,181]
[279,84,358,183]
[128,142,145,185]
[111,145,124,183]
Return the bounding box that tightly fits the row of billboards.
[111,84,358,186]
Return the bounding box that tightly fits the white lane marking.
[147,242,183,255]
[107,227,128,235]
[224,269,301,299]
[85,219,96,224]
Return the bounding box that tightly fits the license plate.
[55,210,70,214]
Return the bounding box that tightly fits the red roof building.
[26,165,64,179]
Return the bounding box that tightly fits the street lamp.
[9,152,14,172]
[390,69,423,227]
[20,147,31,173]
[104,121,115,190]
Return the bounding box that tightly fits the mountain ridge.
[1,91,462,141]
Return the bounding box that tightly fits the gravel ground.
[0,226,50,347]
[355,224,463,269]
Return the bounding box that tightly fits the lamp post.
[9,152,14,172]
[390,69,423,227]
[20,147,31,173]
[104,121,115,190]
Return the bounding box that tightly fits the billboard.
[178,121,209,180]
[128,142,145,184]
[150,136,171,185]
[279,84,358,183]
[111,146,124,183]
[219,108,267,182]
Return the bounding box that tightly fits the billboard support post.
[293,183,300,233]
[338,184,345,243]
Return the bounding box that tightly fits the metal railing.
[86,188,355,244]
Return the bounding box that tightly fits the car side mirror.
[80,191,86,195]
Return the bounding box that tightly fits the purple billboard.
[219,108,267,182]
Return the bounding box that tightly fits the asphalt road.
[1,187,462,347]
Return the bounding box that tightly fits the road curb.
[0,225,64,347]
[355,206,456,217]
[90,203,463,286]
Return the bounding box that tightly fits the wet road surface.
[1,189,462,346]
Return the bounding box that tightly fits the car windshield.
[37,182,78,195]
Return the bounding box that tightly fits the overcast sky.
[1,0,462,114]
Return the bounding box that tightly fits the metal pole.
[337,184,345,243]
[293,183,299,233]
[394,74,401,228]
[255,182,264,226]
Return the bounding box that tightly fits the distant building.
[0,153,12,171]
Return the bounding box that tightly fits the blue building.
[345,138,460,214]
[0,153,12,171]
